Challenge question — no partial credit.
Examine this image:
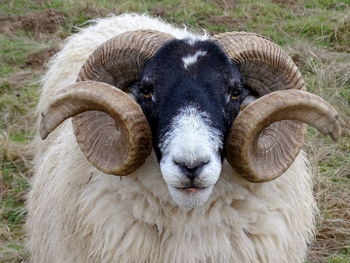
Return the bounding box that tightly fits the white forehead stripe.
[182,50,207,69]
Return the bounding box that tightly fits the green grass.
[328,252,350,263]
[0,36,39,68]
[0,0,349,262]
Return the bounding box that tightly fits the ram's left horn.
[40,81,152,175]
[226,89,341,182]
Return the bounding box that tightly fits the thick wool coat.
[26,14,316,263]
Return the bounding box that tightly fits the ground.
[0,0,349,262]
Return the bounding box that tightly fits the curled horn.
[214,32,340,182]
[40,30,173,175]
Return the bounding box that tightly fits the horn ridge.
[226,89,340,182]
[40,81,152,175]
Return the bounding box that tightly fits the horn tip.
[330,122,341,141]
[39,113,49,140]
[39,128,49,140]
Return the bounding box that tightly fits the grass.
[0,0,349,262]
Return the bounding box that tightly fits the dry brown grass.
[287,43,350,262]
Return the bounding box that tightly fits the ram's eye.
[140,85,153,99]
[231,90,241,100]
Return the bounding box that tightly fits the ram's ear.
[128,80,155,124]
[240,94,258,110]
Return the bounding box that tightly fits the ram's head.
[40,30,340,207]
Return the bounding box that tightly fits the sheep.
[26,13,341,263]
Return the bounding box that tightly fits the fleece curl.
[26,13,317,263]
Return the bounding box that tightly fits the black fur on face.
[130,38,252,161]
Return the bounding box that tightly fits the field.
[0,0,349,262]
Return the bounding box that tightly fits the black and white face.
[131,39,252,208]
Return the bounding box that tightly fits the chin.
[167,185,214,208]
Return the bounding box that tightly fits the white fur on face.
[182,50,207,70]
[159,106,223,208]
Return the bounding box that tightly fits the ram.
[26,14,340,263]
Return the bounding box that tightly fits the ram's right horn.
[40,81,152,175]
[41,30,173,176]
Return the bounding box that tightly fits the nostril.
[173,160,210,179]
